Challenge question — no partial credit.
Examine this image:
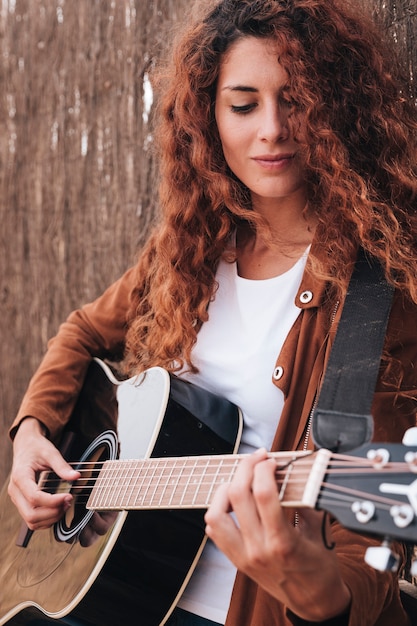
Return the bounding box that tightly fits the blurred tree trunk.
[358,0,417,103]
[0,0,189,482]
[0,0,416,485]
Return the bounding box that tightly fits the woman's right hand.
[8,417,80,530]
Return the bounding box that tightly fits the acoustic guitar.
[1,358,417,625]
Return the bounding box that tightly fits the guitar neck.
[87,449,330,512]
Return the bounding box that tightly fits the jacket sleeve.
[286,526,409,626]
[371,290,417,443]
[9,267,137,441]
[329,527,409,626]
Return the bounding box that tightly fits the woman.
[7,0,417,625]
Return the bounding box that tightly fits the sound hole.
[54,430,118,543]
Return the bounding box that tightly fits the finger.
[206,449,267,526]
[205,450,270,564]
[13,420,80,484]
[251,458,290,535]
[226,449,270,535]
[13,437,79,495]
[47,451,81,483]
[88,511,118,536]
[30,442,81,483]
[78,524,98,547]
[9,488,72,530]
[205,482,235,534]
[9,458,79,529]
[205,484,244,559]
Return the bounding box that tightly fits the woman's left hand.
[204,448,351,622]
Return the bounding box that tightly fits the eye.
[230,103,257,114]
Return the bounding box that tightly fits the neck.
[87,449,327,512]
[236,211,315,280]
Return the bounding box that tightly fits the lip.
[252,153,296,170]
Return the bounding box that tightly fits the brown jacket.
[11,249,417,626]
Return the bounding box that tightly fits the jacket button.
[299,290,313,304]
[273,366,284,380]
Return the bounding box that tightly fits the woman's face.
[215,36,307,213]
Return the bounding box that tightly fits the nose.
[257,103,290,143]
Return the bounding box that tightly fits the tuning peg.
[364,540,400,572]
[402,428,417,446]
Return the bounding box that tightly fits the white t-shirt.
[177,251,308,623]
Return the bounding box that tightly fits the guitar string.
[37,460,417,514]
[40,482,413,519]
[39,459,417,486]
[40,453,415,470]
[39,458,417,483]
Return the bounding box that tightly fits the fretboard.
[87,449,331,511]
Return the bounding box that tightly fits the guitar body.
[0,359,242,626]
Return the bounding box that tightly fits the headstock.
[317,427,417,571]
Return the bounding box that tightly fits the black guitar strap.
[312,248,395,452]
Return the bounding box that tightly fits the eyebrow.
[220,85,258,93]
[220,85,291,95]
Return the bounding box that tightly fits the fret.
[179,457,198,507]
[277,457,294,502]
[195,456,238,506]
[156,458,174,507]
[126,460,139,508]
[119,459,129,506]
[205,458,223,506]
[101,461,114,509]
[88,460,110,509]
[113,459,128,509]
[163,459,186,508]
[165,459,186,507]
[152,459,182,507]
[133,459,151,507]
[191,457,209,506]
[142,454,158,504]
[147,459,168,507]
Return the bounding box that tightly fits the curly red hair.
[125,0,417,374]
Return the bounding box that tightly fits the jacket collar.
[295,239,330,310]
[296,237,359,310]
